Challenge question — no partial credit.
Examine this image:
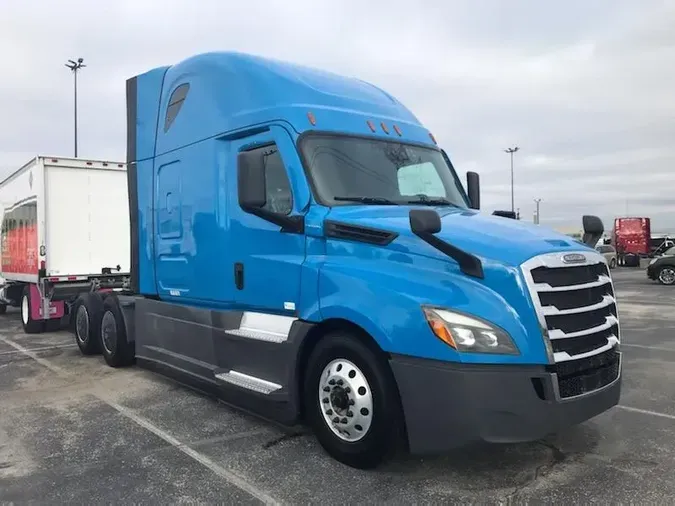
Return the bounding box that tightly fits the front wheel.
[304,332,403,469]
[609,258,616,269]
[657,266,675,285]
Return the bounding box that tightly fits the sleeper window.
[164,83,190,132]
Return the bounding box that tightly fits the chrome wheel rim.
[21,295,29,324]
[76,305,89,343]
[101,311,117,354]
[659,268,675,285]
[318,359,373,442]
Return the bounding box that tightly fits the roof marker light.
[366,120,376,132]
[393,125,402,136]
[381,122,390,134]
[307,111,316,126]
[51,159,58,163]
[86,161,93,166]
[429,132,437,144]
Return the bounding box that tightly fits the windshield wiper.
[334,196,400,205]
[406,195,461,207]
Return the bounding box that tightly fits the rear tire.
[100,294,135,368]
[21,285,44,334]
[303,332,403,469]
[74,293,104,355]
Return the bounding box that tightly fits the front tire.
[609,258,616,269]
[304,332,403,469]
[100,294,134,368]
[21,285,44,334]
[657,266,675,285]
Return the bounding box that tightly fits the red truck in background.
[613,217,651,256]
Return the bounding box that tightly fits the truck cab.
[90,52,621,469]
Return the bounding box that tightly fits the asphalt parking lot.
[1,267,674,504]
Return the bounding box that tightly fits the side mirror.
[237,150,267,210]
[409,209,441,235]
[466,171,480,210]
[582,215,604,248]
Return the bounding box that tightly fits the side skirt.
[129,297,315,425]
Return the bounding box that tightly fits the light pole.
[534,198,542,224]
[504,146,519,212]
[65,58,86,157]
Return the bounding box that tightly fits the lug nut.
[323,386,330,392]
[340,417,348,424]
[344,387,351,393]
[329,379,336,385]
[349,399,355,406]
[337,379,344,386]
[347,411,353,417]
[333,417,339,423]
[322,397,329,403]
[326,409,333,415]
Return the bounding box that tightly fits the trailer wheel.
[303,332,403,469]
[74,293,104,355]
[100,294,134,368]
[21,285,44,334]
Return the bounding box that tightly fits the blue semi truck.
[68,52,621,468]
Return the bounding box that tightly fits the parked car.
[596,244,617,268]
[647,247,675,285]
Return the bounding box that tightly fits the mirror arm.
[242,206,304,234]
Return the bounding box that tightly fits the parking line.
[105,399,278,504]
[617,405,675,421]
[0,333,279,505]
[620,343,675,353]
[0,343,77,357]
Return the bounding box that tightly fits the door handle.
[234,263,244,290]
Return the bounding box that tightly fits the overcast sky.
[1,0,674,232]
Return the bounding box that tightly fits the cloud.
[1,0,674,232]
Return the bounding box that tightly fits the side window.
[164,83,190,133]
[261,147,292,215]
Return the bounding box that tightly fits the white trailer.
[0,156,130,335]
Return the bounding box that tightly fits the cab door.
[228,124,309,315]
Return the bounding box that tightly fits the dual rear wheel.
[72,292,134,367]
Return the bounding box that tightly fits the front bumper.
[647,264,657,279]
[390,348,622,455]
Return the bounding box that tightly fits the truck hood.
[326,206,589,267]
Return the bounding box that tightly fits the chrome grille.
[521,251,620,366]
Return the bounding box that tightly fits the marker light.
[429,132,437,144]
[380,122,390,134]
[422,306,519,355]
[307,112,317,126]
[393,124,402,136]
[366,120,376,132]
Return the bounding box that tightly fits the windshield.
[664,247,675,256]
[300,134,469,207]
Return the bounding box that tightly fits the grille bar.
[548,315,618,340]
[533,275,612,292]
[541,294,615,316]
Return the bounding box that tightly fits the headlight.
[649,258,657,266]
[422,306,519,355]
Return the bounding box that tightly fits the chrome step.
[214,370,282,394]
